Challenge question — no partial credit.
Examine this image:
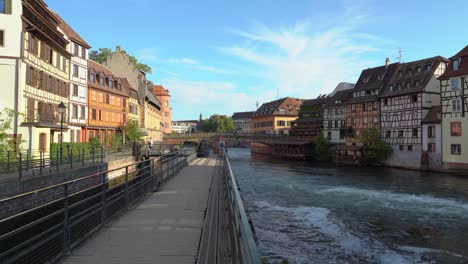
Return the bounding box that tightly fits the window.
[91,109,96,120]
[90,73,95,83]
[165,112,169,117]
[327,132,331,140]
[425,65,431,71]
[428,143,435,152]
[386,131,390,138]
[451,122,461,136]
[351,104,356,112]
[73,84,78,96]
[72,105,78,118]
[74,44,79,56]
[73,64,78,76]
[105,94,110,104]
[372,102,377,110]
[277,120,285,126]
[81,46,86,59]
[363,77,369,83]
[56,54,60,69]
[388,85,393,91]
[0,0,5,14]
[398,130,404,138]
[373,117,378,124]
[118,83,122,91]
[415,80,420,86]
[451,78,461,91]
[351,117,356,125]
[335,120,339,128]
[408,145,413,151]
[279,108,285,114]
[100,76,105,86]
[377,75,384,80]
[62,57,66,71]
[452,99,461,112]
[453,59,460,71]
[451,144,461,155]
[123,99,126,108]
[406,82,411,89]
[76,130,81,143]
[328,120,332,128]
[109,80,114,89]
[417,66,422,72]
[413,128,418,137]
[363,103,368,111]
[363,117,368,125]
[384,98,388,106]
[412,95,418,103]
[428,126,435,138]
[399,145,404,151]
[80,106,85,119]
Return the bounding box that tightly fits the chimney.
[385,57,390,68]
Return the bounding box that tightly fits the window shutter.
[6,0,12,14]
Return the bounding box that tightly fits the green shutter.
[6,0,12,14]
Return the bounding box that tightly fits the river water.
[228,148,468,264]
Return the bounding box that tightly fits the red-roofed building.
[152,85,172,134]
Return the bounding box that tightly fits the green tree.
[88,47,152,74]
[314,132,330,161]
[0,108,21,156]
[202,115,235,132]
[124,122,144,141]
[359,128,393,164]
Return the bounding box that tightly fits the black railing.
[0,150,195,264]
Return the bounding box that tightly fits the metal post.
[60,112,63,164]
[63,183,70,255]
[151,159,156,191]
[100,147,104,163]
[18,152,22,179]
[56,148,59,172]
[70,149,73,169]
[39,150,43,175]
[125,166,129,209]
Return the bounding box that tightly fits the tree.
[0,108,21,157]
[88,47,152,74]
[314,132,330,161]
[359,128,393,164]
[124,122,144,141]
[202,115,234,132]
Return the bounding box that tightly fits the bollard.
[63,183,71,255]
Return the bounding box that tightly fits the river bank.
[229,148,468,264]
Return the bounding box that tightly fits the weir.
[0,149,260,264]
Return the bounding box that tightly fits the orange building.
[85,60,128,145]
[152,85,172,134]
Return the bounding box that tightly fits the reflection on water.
[228,148,468,264]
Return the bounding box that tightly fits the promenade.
[60,156,219,264]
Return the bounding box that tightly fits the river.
[228,148,468,264]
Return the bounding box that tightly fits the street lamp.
[58,102,66,164]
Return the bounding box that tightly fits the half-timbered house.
[291,95,330,138]
[379,56,447,169]
[438,46,468,169]
[323,86,354,144]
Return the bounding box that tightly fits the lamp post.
[58,102,66,164]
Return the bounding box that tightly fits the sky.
[46,0,468,120]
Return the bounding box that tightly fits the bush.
[359,128,393,164]
[314,132,330,161]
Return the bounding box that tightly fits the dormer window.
[366,90,371,95]
[417,66,422,72]
[279,108,285,114]
[388,85,393,91]
[99,75,105,86]
[415,80,420,86]
[363,77,369,83]
[89,73,95,83]
[453,59,460,71]
[425,64,432,71]
[377,75,384,81]
[109,80,114,89]
[406,82,411,89]
[397,83,402,90]
[118,83,122,91]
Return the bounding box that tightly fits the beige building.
[251,97,304,134]
[122,78,140,125]
[104,47,162,142]
[1,0,71,152]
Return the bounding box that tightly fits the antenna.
[396,47,403,63]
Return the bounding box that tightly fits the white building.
[232,111,254,133]
[172,120,198,134]
[421,106,442,169]
[51,11,91,143]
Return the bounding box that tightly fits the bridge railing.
[164,131,292,139]
[0,150,195,264]
[222,148,261,263]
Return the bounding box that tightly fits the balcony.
[24,111,68,128]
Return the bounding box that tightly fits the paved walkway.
[61,156,219,264]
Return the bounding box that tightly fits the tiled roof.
[422,106,442,124]
[152,85,170,96]
[253,97,304,117]
[121,78,138,100]
[380,56,448,98]
[325,89,353,107]
[49,10,91,49]
[439,45,468,80]
[302,95,331,106]
[87,60,128,97]
[232,111,254,120]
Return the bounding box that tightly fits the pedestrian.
[147,138,153,151]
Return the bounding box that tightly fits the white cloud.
[221,14,389,99]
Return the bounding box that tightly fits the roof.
[121,78,138,100]
[329,82,355,96]
[347,62,399,104]
[329,144,364,151]
[253,97,304,117]
[152,85,170,97]
[380,56,448,98]
[49,10,91,49]
[302,95,332,107]
[439,46,468,80]
[87,60,128,97]
[146,91,161,109]
[422,106,442,124]
[173,120,198,124]
[325,89,353,107]
[232,111,254,120]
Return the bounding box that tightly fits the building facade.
[232,111,254,133]
[51,11,91,143]
[421,106,442,169]
[439,46,468,169]
[1,0,72,152]
[86,60,128,145]
[252,97,304,134]
[291,96,329,138]
[172,121,198,134]
[152,85,172,134]
[323,89,353,144]
[122,78,139,125]
[379,56,447,169]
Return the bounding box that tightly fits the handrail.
[222,148,261,263]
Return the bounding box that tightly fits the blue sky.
[46,0,468,120]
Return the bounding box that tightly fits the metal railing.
[0,150,194,264]
[0,143,135,181]
[221,149,261,264]
[164,132,291,139]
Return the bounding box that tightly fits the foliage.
[314,132,330,161]
[202,115,235,132]
[88,137,101,150]
[359,128,393,163]
[88,46,152,74]
[124,122,144,141]
[110,133,123,150]
[0,108,22,161]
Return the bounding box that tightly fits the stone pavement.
[60,156,219,264]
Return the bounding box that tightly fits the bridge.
[0,149,260,264]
